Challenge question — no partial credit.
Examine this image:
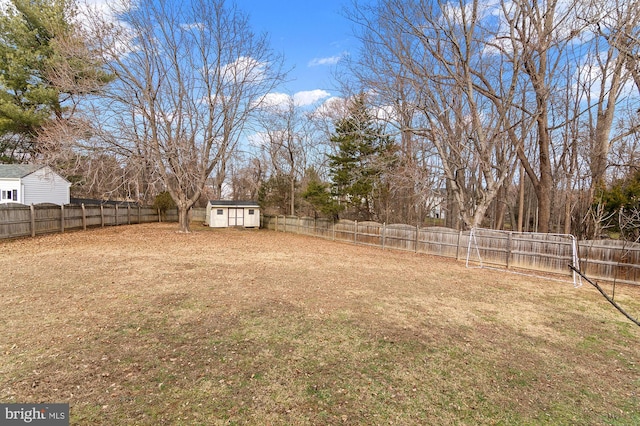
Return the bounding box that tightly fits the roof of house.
[208,200,260,207]
[0,164,45,179]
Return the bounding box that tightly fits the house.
[0,164,71,205]
[205,200,260,228]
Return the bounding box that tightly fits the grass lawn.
[1,223,639,425]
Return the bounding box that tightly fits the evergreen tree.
[327,94,396,221]
[258,173,293,215]
[598,169,640,240]
[301,169,341,219]
[0,0,111,162]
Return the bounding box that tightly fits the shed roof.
[0,164,45,179]
[208,200,260,208]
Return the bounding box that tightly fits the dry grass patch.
[1,223,639,425]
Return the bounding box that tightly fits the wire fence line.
[261,214,640,286]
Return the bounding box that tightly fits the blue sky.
[234,0,357,105]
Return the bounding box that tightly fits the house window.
[1,190,5,199]
[217,209,223,215]
[11,189,17,201]
[248,209,255,215]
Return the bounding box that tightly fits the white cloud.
[77,0,131,27]
[256,92,291,109]
[293,90,331,106]
[180,22,205,31]
[253,90,331,110]
[246,131,269,147]
[220,56,268,85]
[308,54,344,67]
[310,96,347,120]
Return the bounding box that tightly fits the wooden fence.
[262,215,640,286]
[3,207,636,286]
[0,204,177,239]
[579,240,640,286]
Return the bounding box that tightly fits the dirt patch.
[1,223,639,424]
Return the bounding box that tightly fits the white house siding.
[22,167,70,205]
[0,180,20,203]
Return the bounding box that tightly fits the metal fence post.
[82,203,87,231]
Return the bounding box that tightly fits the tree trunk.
[564,192,572,235]
[535,106,553,233]
[494,184,506,230]
[177,204,190,233]
[517,166,525,232]
[290,173,295,215]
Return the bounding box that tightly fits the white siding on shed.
[243,207,260,227]
[210,207,228,228]
[206,200,260,228]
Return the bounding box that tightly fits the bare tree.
[86,0,284,231]
[228,156,264,201]
[255,98,310,215]
[572,1,640,236]
[349,0,519,229]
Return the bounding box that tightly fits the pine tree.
[301,169,341,219]
[327,94,396,221]
[598,170,640,241]
[0,0,111,162]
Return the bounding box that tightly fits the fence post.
[382,222,387,250]
[415,225,419,253]
[81,203,87,231]
[138,206,141,224]
[297,216,301,234]
[127,205,131,225]
[100,205,104,227]
[354,220,358,244]
[456,230,462,260]
[506,232,513,269]
[332,218,335,241]
[60,205,65,233]
[115,205,119,226]
[157,208,161,222]
[30,204,35,237]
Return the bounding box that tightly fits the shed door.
[228,208,244,226]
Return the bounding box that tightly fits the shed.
[0,164,70,205]
[205,200,260,228]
